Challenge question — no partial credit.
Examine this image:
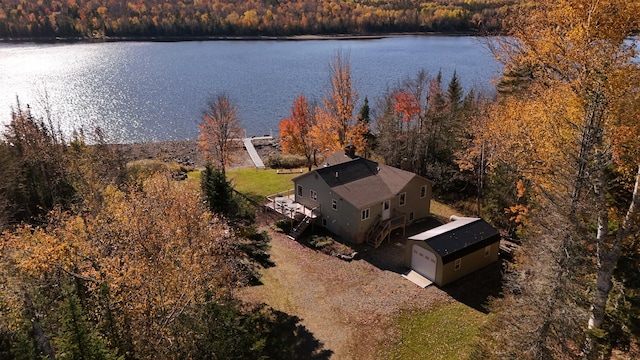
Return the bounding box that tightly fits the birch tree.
[477,0,640,357]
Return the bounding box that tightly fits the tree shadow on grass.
[440,259,505,314]
[185,299,333,359]
[258,306,334,360]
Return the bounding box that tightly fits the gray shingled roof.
[409,218,501,263]
[312,155,425,209]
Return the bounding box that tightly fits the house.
[290,146,434,247]
[404,216,500,287]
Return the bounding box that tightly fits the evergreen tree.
[357,96,371,124]
[357,97,375,156]
[1,101,75,224]
[446,70,463,112]
[54,284,121,360]
[201,164,235,215]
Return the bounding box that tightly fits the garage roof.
[408,217,500,263]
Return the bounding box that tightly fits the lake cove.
[0,36,501,143]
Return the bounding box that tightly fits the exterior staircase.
[366,213,407,249]
[288,215,312,240]
[366,219,391,248]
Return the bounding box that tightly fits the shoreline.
[113,138,280,170]
[0,31,481,44]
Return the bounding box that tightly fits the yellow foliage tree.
[311,50,369,156]
[478,0,640,357]
[0,174,245,358]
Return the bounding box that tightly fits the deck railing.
[366,211,406,248]
[265,189,320,219]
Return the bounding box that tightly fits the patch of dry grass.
[430,199,464,222]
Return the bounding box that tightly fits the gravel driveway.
[240,214,464,359]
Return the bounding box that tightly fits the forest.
[0,102,334,358]
[0,0,519,39]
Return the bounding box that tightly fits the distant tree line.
[0,0,520,39]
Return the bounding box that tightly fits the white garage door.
[411,244,436,281]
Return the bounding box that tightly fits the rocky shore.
[113,138,280,169]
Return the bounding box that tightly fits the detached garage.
[404,217,500,287]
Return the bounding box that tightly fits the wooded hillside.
[0,0,519,39]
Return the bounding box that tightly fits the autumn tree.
[476,0,640,358]
[374,70,479,194]
[325,50,356,147]
[198,93,243,175]
[311,50,369,155]
[279,94,317,170]
[0,174,250,358]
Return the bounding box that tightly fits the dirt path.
[240,215,453,359]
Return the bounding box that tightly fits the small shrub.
[308,235,334,249]
[271,219,293,233]
[125,159,189,181]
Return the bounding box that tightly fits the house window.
[399,192,406,206]
[322,218,327,226]
[409,212,414,222]
[361,208,370,221]
[454,258,462,271]
[310,190,317,201]
[420,185,427,198]
[297,184,303,197]
[484,245,491,257]
[332,199,338,211]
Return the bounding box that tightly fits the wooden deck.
[265,189,319,219]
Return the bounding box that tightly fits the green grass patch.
[227,168,301,198]
[187,170,201,180]
[386,302,488,360]
[430,199,463,222]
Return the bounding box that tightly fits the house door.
[382,199,391,220]
[411,245,437,281]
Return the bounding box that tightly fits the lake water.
[0,36,501,143]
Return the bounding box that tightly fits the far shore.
[0,31,480,44]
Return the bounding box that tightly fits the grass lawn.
[386,302,489,359]
[227,168,302,198]
[187,168,301,200]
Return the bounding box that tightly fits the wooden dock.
[242,136,271,169]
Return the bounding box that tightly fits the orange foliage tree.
[279,95,318,170]
[310,51,369,157]
[475,0,640,357]
[198,93,243,175]
[392,91,420,124]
